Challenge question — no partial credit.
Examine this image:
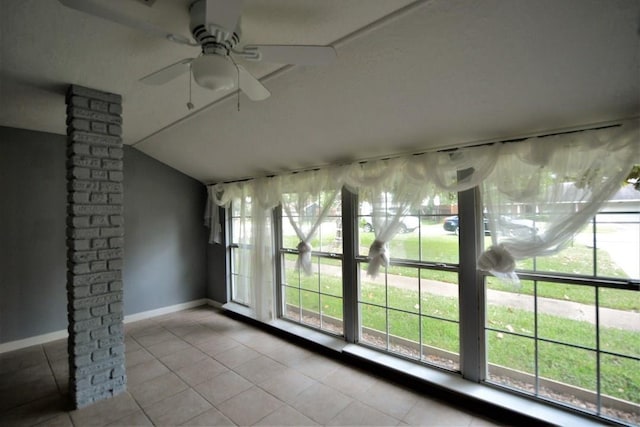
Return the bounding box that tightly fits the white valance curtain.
[206,119,639,319]
[205,181,243,244]
[344,158,424,277]
[280,169,342,276]
[478,121,640,281]
[344,144,502,276]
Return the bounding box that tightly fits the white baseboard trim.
[205,298,224,309]
[123,299,209,324]
[0,298,218,354]
[0,329,69,354]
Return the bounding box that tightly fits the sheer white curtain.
[406,144,500,193]
[248,178,281,321]
[280,169,342,275]
[344,158,423,277]
[206,182,251,302]
[479,121,640,281]
[205,182,241,244]
[204,186,222,244]
[229,184,253,304]
[341,148,501,277]
[206,178,280,321]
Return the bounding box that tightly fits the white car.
[360,214,419,233]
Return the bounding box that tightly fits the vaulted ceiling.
[1,0,638,183]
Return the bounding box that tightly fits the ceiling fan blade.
[205,0,244,33]
[237,65,270,101]
[247,45,336,65]
[58,0,195,46]
[140,59,194,85]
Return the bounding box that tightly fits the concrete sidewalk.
[422,278,639,332]
[295,261,640,332]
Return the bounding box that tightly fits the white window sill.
[221,302,607,427]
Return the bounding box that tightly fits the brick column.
[65,85,126,408]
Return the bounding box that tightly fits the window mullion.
[342,187,359,343]
[273,205,284,319]
[223,205,232,303]
[458,184,486,382]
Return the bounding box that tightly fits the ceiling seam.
[131,0,432,148]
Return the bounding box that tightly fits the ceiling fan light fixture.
[192,55,236,91]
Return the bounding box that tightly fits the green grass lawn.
[358,228,634,311]
[284,269,639,403]
[286,227,635,311]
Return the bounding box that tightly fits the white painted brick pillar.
[65,85,126,408]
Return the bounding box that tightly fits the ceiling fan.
[58,0,337,101]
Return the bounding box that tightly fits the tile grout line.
[124,325,191,425]
[2,306,500,427]
[41,342,71,412]
[125,318,227,426]
[147,314,298,425]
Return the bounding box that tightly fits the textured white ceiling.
[1,0,639,183]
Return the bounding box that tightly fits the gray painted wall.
[0,126,210,343]
[123,146,208,314]
[0,127,68,342]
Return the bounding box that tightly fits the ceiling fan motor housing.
[190,0,241,56]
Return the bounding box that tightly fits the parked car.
[361,214,420,233]
[443,215,459,234]
[443,215,536,237]
[443,215,488,235]
[498,216,538,238]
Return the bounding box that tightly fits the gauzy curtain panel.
[344,158,424,277]
[248,178,281,321]
[280,170,342,276]
[479,121,639,281]
[206,119,639,319]
[207,178,280,321]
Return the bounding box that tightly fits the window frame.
[481,204,640,423]
[353,193,465,370]
[276,202,346,336]
[227,198,253,307]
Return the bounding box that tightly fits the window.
[279,192,344,335]
[485,199,640,424]
[229,196,252,305]
[356,191,461,371]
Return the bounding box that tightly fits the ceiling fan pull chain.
[187,65,194,110]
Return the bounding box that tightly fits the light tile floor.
[0,306,503,426]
